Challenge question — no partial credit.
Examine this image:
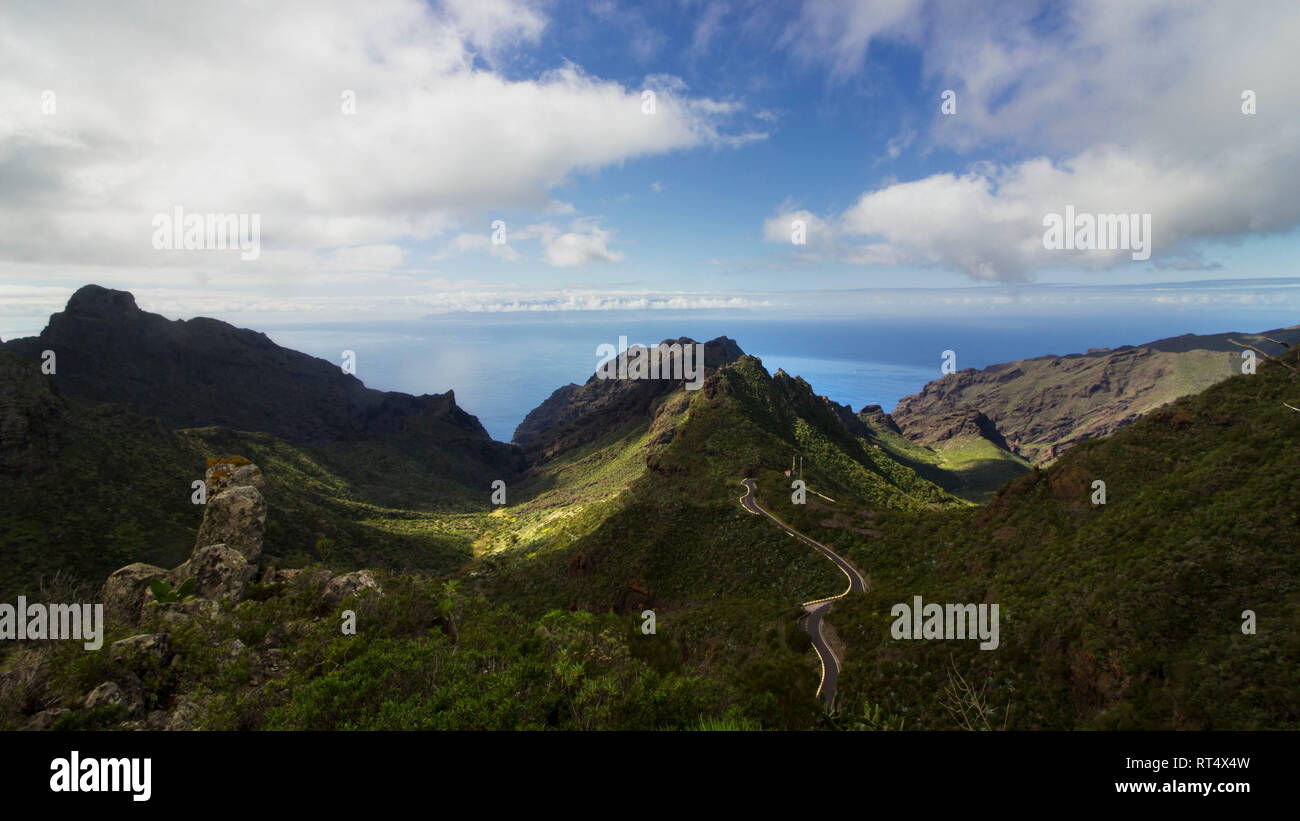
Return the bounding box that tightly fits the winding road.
[739,478,866,710]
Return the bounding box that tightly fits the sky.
[2,0,1299,339]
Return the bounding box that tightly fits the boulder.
[289,568,335,608]
[84,677,143,716]
[155,598,222,626]
[102,563,168,624]
[195,485,266,565]
[303,568,334,587]
[111,633,172,670]
[171,544,253,601]
[322,570,383,607]
[83,681,123,710]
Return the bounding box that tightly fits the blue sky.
[2,0,1299,337]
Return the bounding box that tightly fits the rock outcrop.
[102,455,267,623]
[110,633,173,667]
[206,458,265,496]
[102,563,169,624]
[170,544,255,601]
[899,405,1012,452]
[23,454,384,732]
[194,469,266,564]
[101,455,383,630]
[83,679,144,717]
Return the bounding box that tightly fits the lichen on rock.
[170,543,254,601]
[102,562,168,624]
[194,485,266,565]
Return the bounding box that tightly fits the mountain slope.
[809,348,1300,729]
[854,404,1031,504]
[0,349,202,596]
[492,343,964,576]
[471,346,970,722]
[891,325,1300,465]
[0,348,497,600]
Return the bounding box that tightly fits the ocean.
[258,310,1296,443]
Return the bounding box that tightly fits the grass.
[816,352,1300,729]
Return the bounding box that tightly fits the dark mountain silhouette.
[2,286,519,476]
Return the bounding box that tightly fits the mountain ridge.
[889,324,1300,465]
[511,336,744,456]
[2,285,1297,731]
[1,285,503,450]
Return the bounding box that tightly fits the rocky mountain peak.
[64,284,140,318]
[0,286,513,465]
[511,335,744,456]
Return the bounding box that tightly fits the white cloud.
[540,220,624,267]
[431,218,624,267]
[774,0,1300,281]
[771,146,1300,281]
[761,208,840,257]
[783,0,924,79]
[439,0,546,61]
[0,0,757,276]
